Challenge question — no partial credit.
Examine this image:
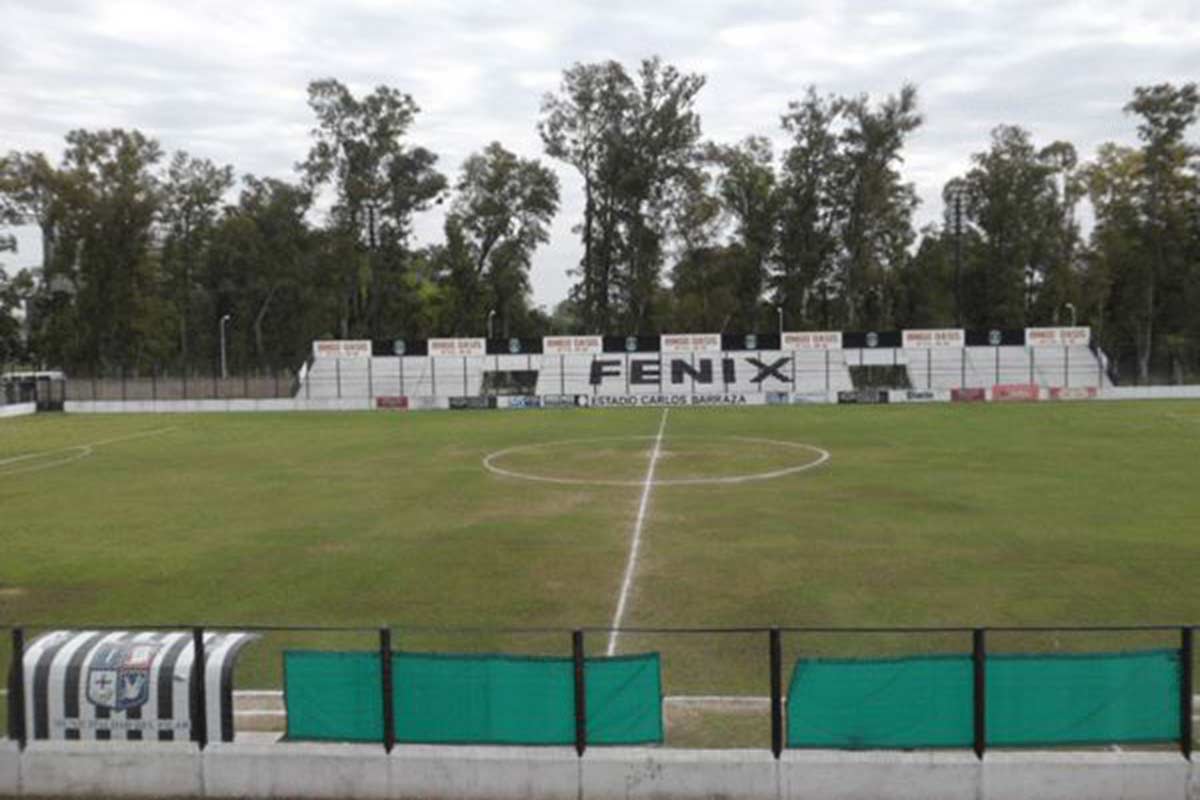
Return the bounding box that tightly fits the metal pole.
[191,627,208,750]
[380,627,395,753]
[777,306,783,336]
[336,359,342,399]
[367,357,374,400]
[1064,345,1070,388]
[927,349,932,390]
[219,315,230,380]
[954,193,963,327]
[573,630,587,757]
[770,627,783,759]
[1182,627,1193,761]
[973,628,986,760]
[9,627,26,749]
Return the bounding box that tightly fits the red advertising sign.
[375,396,409,410]
[951,387,986,403]
[992,383,1040,402]
[781,331,842,351]
[1025,327,1091,347]
[1049,386,1098,401]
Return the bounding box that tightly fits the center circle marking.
[482,435,830,487]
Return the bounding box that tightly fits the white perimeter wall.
[0,402,36,418]
[2,740,1199,800]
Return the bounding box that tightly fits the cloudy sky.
[2,0,1198,307]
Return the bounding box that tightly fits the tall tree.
[299,79,446,339]
[160,151,234,369]
[439,142,559,336]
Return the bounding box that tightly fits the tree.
[299,78,446,339]
[160,151,234,369]
[439,142,559,337]
[541,57,704,333]
[708,137,777,330]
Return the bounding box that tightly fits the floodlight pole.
[953,191,964,328]
[219,314,231,380]
[777,305,784,336]
[1064,302,1076,327]
[487,310,496,340]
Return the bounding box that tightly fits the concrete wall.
[1099,386,1200,401]
[65,398,374,414]
[2,740,1199,799]
[0,402,36,418]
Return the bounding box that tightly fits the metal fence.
[4,623,1197,757]
[62,368,299,401]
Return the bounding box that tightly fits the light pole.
[219,314,231,380]
[1064,302,1077,327]
[950,188,965,327]
[487,310,496,339]
[777,305,784,335]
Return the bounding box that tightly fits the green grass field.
[2,402,1199,745]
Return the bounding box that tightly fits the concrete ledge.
[0,402,36,418]
[0,739,20,795]
[5,740,1200,799]
[392,745,578,800]
[584,748,779,800]
[204,741,389,799]
[982,750,1190,800]
[783,750,980,800]
[19,740,200,797]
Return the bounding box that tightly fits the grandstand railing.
[5,623,1196,758]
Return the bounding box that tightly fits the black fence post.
[9,627,26,749]
[973,628,987,760]
[380,627,395,753]
[1182,626,1193,761]
[191,627,208,750]
[121,366,127,402]
[770,627,783,759]
[573,629,587,757]
[152,365,158,402]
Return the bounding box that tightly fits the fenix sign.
[589,355,795,388]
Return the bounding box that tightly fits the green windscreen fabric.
[283,651,382,742]
[392,651,663,745]
[986,649,1180,746]
[586,653,663,744]
[786,654,973,749]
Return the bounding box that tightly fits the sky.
[2,0,1199,308]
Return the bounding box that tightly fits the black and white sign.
[587,355,794,388]
[21,630,256,742]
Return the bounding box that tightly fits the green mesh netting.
[283,650,662,745]
[283,651,382,742]
[986,649,1180,747]
[786,654,974,749]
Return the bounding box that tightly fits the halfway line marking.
[607,408,669,656]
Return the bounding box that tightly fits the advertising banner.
[1025,327,1091,348]
[992,383,1041,402]
[429,338,486,357]
[541,394,585,409]
[951,387,987,403]
[902,329,965,349]
[589,393,763,408]
[660,333,721,353]
[375,396,409,410]
[312,340,372,359]
[837,389,889,405]
[500,396,542,409]
[449,396,497,410]
[21,630,256,743]
[904,390,941,402]
[1049,386,1098,401]
[781,331,842,351]
[542,336,603,355]
[408,396,448,411]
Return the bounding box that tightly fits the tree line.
[1,60,1197,383]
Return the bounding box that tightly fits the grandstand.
[296,327,1109,402]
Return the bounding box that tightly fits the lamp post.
[1064,302,1077,327]
[487,310,496,339]
[219,314,231,380]
[777,305,784,335]
[950,188,965,327]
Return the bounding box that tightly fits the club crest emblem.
[508,338,521,354]
[86,642,159,711]
[866,331,879,348]
[744,334,757,350]
[989,329,1002,346]
[625,336,638,352]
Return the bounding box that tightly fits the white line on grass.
[607,408,669,657]
[0,427,176,478]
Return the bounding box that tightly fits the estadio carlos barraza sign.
[18,630,256,742]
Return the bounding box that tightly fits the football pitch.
[2,402,1199,745]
